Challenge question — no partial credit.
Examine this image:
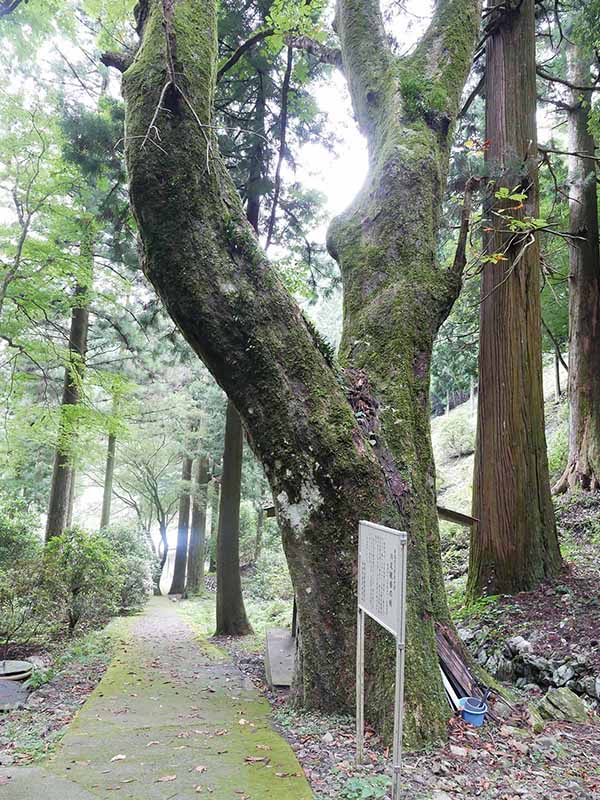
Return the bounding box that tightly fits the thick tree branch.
[285,34,342,70]
[217,29,274,83]
[537,65,599,92]
[101,51,134,73]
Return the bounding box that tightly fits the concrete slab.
[265,628,296,688]
[0,767,98,799]
[0,681,28,712]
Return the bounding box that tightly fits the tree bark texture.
[121,0,480,746]
[187,455,210,594]
[469,0,561,598]
[553,41,600,494]
[253,505,264,563]
[216,401,252,635]
[209,478,219,573]
[170,453,193,594]
[100,431,117,529]
[46,227,93,542]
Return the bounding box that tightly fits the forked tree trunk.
[216,401,252,635]
[468,0,561,598]
[187,455,210,594]
[120,0,480,745]
[553,40,600,494]
[100,431,117,529]
[170,454,193,594]
[46,225,93,541]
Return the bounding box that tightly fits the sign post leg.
[356,607,365,764]
[391,542,408,800]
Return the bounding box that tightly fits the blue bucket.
[458,696,487,727]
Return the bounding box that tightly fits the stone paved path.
[0,597,312,799]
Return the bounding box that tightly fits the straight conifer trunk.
[553,41,600,494]
[216,401,252,635]
[170,454,193,594]
[469,0,561,597]
[187,455,210,594]
[100,431,116,529]
[46,260,91,541]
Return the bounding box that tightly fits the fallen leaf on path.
[110,754,127,762]
[156,775,177,782]
[146,740,160,747]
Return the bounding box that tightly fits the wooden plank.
[265,504,478,527]
[265,628,295,688]
[436,505,478,527]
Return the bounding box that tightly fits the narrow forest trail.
[0,597,311,799]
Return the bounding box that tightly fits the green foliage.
[340,775,390,800]
[98,525,156,613]
[43,527,121,635]
[399,72,447,120]
[547,402,569,480]
[436,411,476,460]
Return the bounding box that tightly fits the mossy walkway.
[0,597,312,799]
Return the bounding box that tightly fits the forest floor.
[0,596,311,799]
[179,589,600,800]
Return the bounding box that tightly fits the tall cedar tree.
[170,453,193,593]
[116,0,480,745]
[45,225,93,541]
[553,40,600,493]
[186,455,210,593]
[216,401,252,634]
[469,0,562,597]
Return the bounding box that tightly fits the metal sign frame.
[356,520,408,800]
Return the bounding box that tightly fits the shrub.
[0,496,42,569]
[247,548,293,602]
[547,415,569,480]
[99,525,155,613]
[437,413,476,460]
[0,558,60,658]
[43,527,120,635]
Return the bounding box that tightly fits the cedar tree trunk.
[170,453,193,594]
[553,41,600,493]
[187,455,210,594]
[46,225,93,541]
[468,0,561,598]
[100,431,117,529]
[120,0,480,746]
[216,400,252,635]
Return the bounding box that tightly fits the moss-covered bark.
[121,0,480,746]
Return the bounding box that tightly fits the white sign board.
[356,521,408,800]
[358,521,406,636]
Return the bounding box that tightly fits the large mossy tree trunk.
[120,0,480,746]
[187,455,210,594]
[553,40,600,494]
[170,453,193,594]
[46,226,93,541]
[216,401,252,635]
[468,0,561,598]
